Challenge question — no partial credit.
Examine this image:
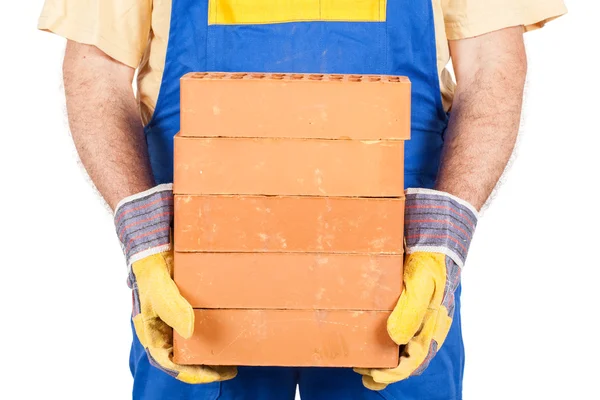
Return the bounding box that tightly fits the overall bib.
[130,1,465,398]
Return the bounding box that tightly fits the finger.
[149,258,195,339]
[364,306,455,386]
[147,344,237,384]
[134,310,175,349]
[353,367,371,376]
[355,361,412,388]
[137,315,237,384]
[210,365,239,382]
[357,309,440,387]
[391,308,439,379]
[387,254,437,344]
[353,368,390,391]
[361,374,388,391]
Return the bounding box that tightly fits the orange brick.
[174,252,402,310]
[174,195,404,253]
[179,72,411,140]
[173,309,399,368]
[173,135,404,197]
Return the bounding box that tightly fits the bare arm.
[63,40,155,210]
[435,26,527,210]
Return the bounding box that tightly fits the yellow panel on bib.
[208,0,387,24]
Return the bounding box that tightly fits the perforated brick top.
[183,72,409,83]
[180,72,411,140]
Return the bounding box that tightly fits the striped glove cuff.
[114,184,174,269]
[404,188,478,268]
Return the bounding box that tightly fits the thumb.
[153,274,195,339]
[142,253,195,338]
[387,253,436,344]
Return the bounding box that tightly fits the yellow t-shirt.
[38,0,566,125]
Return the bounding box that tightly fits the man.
[38,1,566,399]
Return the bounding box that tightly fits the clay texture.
[174,195,404,253]
[173,135,405,197]
[173,309,399,368]
[175,252,403,310]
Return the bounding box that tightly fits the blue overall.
[130,0,464,398]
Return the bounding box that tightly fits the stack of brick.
[172,72,411,368]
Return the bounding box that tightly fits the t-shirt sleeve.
[443,0,567,40]
[37,0,152,68]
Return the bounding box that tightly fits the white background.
[1,1,599,399]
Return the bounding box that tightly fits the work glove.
[115,183,237,384]
[355,188,478,390]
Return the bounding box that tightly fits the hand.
[355,188,478,390]
[116,184,237,384]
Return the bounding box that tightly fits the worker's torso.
[145,0,448,189]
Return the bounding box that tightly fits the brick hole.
[271,73,286,80]
[368,76,382,82]
[309,74,324,80]
[211,73,226,79]
[231,73,247,79]
[251,73,266,79]
[388,76,400,82]
[192,72,208,79]
[349,75,362,82]
[329,74,344,81]
[290,74,304,80]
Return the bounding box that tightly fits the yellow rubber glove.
[355,188,478,390]
[116,184,237,384]
[131,251,237,383]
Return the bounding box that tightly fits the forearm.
[63,41,155,211]
[435,27,527,210]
